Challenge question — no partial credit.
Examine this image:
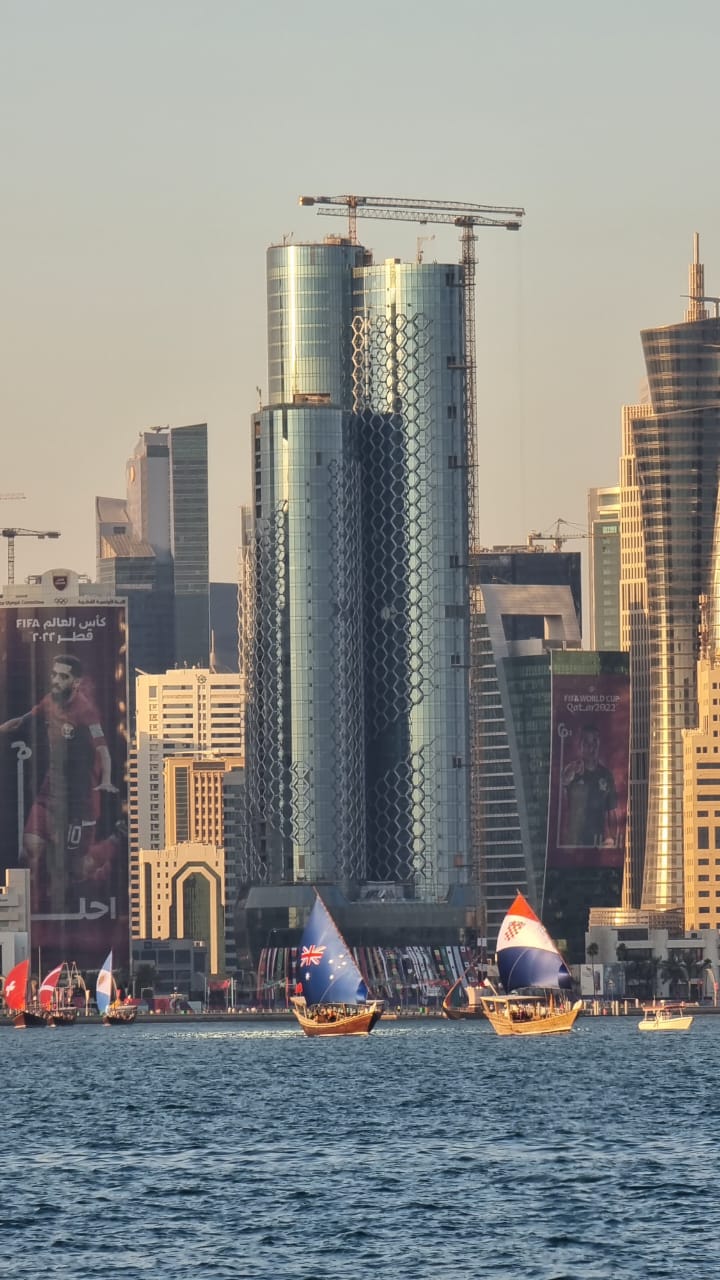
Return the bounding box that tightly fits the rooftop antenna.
[684,232,709,322]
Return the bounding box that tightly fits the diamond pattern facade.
[244,244,471,901]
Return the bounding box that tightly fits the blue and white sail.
[296,895,369,1006]
[496,893,573,992]
[96,951,114,1014]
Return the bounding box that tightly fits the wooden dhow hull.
[103,1006,138,1026]
[13,1008,48,1029]
[48,1009,77,1027]
[291,1000,383,1037]
[480,997,582,1037]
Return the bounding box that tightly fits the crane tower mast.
[299,194,524,551]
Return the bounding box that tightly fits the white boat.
[638,1003,693,1032]
[478,892,582,1037]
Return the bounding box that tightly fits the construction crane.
[2,528,60,585]
[0,493,26,502]
[527,518,590,552]
[298,194,524,551]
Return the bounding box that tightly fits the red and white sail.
[3,957,30,1011]
[39,963,64,1010]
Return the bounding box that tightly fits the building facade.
[96,423,210,691]
[130,669,244,939]
[138,842,226,976]
[244,240,471,903]
[627,241,720,911]
[587,485,621,651]
[467,550,582,943]
[682,652,720,932]
[619,399,652,908]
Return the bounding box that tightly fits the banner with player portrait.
[546,661,630,871]
[0,603,128,970]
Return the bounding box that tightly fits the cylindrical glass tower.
[354,259,471,899]
[635,315,720,908]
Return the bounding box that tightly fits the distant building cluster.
[3,220,720,1004]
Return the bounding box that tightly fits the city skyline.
[3,2,720,584]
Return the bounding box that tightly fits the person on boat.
[560,722,619,849]
[0,653,121,911]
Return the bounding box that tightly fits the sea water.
[1,1015,718,1279]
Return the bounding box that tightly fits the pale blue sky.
[2,0,719,581]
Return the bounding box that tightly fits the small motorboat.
[638,1003,693,1032]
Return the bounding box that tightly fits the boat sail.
[39,963,64,1010]
[479,892,582,1036]
[40,962,77,1026]
[442,962,487,1020]
[96,951,137,1025]
[3,957,47,1028]
[290,894,384,1037]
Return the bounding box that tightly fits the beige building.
[0,868,31,978]
[163,756,240,847]
[129,668,244,939]
[683,652,720,932]
[138,842,226,975]
[619,398,651,908]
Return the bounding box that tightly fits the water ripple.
[1,1017,720,1277]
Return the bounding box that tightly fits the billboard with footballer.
[546,657,630,872]
[0,603,128,970]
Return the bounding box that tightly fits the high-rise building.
[619,399,652,908]
[587,486,621,651]
[129,668,244,938]
[468,549,582,942]
[626,236,720,912]
[96,423,210,694]
[244,239,471,904]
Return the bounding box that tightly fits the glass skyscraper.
[629,283,720,909]
[97,424,210,699]
[245,240,471,901]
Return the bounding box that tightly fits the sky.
[2,0,720,584]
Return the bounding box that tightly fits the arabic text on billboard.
[0,605,128,969]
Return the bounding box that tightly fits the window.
[698,827,710,849]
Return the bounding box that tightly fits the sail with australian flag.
[290,893,384,1037]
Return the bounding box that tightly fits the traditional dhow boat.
[479,893,582,1037]
[3,958,47,1028]
[40,963,77,1027]
[290,894,384,1037]
[96,951,137,1025]
[442,968,487,1020]
[638,1002,693,1033]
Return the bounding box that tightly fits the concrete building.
[129,669,244,940]
[619,398,652,908]
[137,841,226,976]
[682,649,720,932]
[587,485,621,651]
[244,239,471,906]
[0,868,30,979]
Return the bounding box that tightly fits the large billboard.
[0,604,128,970]
[546,659,630,871]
